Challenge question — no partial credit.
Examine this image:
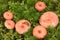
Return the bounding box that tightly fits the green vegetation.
[0,0,60,40]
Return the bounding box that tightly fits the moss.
[0,0,60,40]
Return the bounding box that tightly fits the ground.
[0,0,60,40]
